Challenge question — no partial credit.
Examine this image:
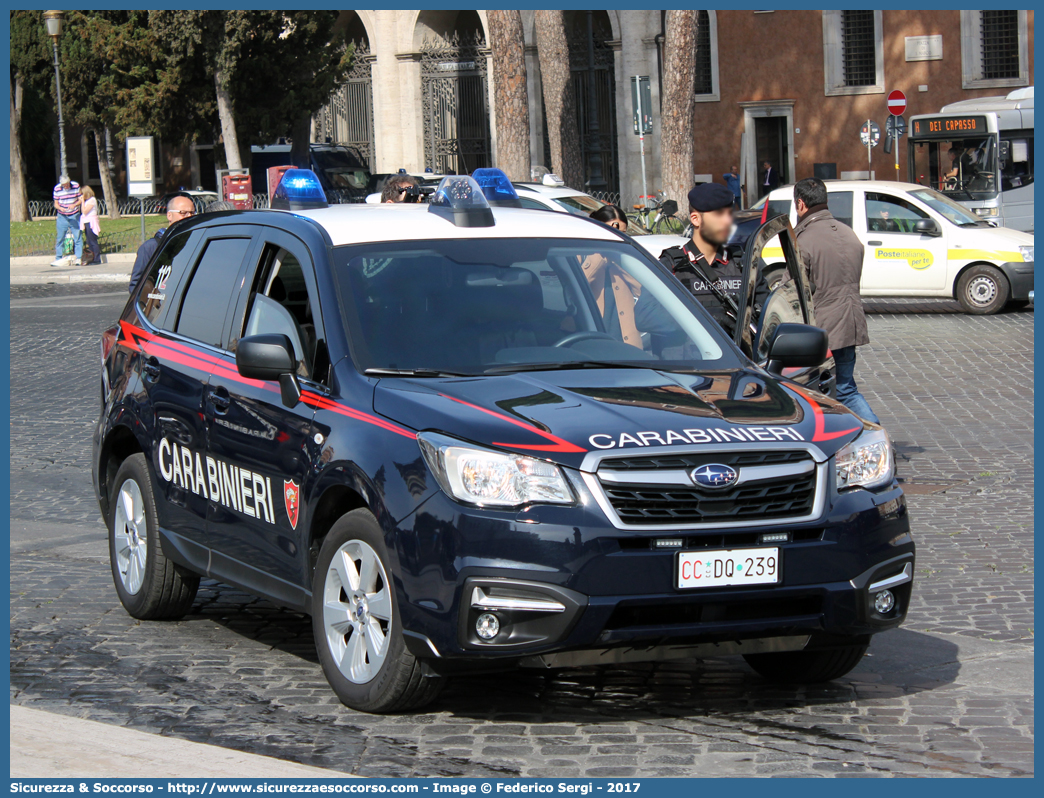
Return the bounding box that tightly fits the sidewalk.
[10,254,135,286]
[10,705,350,778]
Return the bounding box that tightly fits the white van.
[758,180,1033,314]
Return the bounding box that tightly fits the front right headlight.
[835,429,894,491]
[418,432,575,508]
[1018,245,1034,263]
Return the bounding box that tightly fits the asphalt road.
[9,287,1034,778]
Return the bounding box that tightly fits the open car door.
[734,216,837,397]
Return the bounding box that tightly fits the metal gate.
[540,17,619,195]
[314,40,375,171]
[569,18,618,195]
[421,32,491,175]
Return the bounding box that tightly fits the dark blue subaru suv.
[93,170,913,712]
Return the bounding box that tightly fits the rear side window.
[176,237,251,347]
[766,199,792,221]
[826,191,854,228]
[136,231,192,326]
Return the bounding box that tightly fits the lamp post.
[43,10,67,178]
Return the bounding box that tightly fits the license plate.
[677,548,780,589]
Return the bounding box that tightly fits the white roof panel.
[290,203,621,246]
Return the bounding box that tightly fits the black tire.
[762,264,788,292]
[743,643,868,683]
[108,453,199,619]
[956,264,1009,315]
[311,508,445,713]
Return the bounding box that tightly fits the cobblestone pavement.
[9,290,1033,777]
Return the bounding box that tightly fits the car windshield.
[333,238,733,376]
[552,195,650,235]
[908,188,986,226]
[910,135,997,197]
[312,150,370,190]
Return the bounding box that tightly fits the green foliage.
[146,10,352,151]
[9,10,52,90]
[12,11,353,171]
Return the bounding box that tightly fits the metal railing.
[587,190,621,207]
[27,197,170,218]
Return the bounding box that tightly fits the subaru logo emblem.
[690,464,739,489]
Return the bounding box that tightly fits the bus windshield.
[911,135,997,198]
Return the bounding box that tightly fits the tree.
[150,11,255,169]
[230,12,352,167]
[534,10,583,189]
[487,10,530,181]
[150,11,351,170]
[10,10,52,222]
[59,13,126,218]
[660,10,699,209]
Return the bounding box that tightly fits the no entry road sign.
[887,90,907,116]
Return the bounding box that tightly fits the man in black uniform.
[659,183,768,337]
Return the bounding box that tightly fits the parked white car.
[512,182,688,261]
[760,180,1034,314]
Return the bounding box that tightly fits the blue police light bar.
[427,175,495,227]
[472,168,522,208]
[271,168,328,211]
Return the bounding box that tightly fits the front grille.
[606,596,823,630]
[601,450,808,472]
[597,450,818,526]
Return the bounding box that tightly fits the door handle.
[207,387,231,414]
[868,240,883,246]
[142,357,161,384]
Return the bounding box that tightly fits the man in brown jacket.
[793,177,879,423]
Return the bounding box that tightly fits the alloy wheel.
[322,539,393,684]
[113,479,148,595]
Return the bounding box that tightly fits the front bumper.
[393,480,914,668]
[999,260,1034,301]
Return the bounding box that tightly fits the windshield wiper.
[484,361,656,375]
[364,368,472,378]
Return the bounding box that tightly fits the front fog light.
[475,613,501,640]
[873,590,895,614]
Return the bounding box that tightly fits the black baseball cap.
[688,182,736,212]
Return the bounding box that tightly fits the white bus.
[907,87,1033,232]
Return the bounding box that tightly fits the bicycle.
[629,191,686,235]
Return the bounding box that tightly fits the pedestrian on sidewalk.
[793,177,879,424]
[51,174,83,267]
[128,194,196,294]
[79,186,102,265]
[723,166,741,208]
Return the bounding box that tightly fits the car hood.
[634,234,689,259]
[373,368,866,471]
[949,224,1034,255]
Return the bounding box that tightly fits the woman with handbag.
[79,186,102,265]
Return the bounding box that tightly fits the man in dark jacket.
[760,161,779,197]
[128,194,196,294]
[793,177,879,423]
[660,182,767,337]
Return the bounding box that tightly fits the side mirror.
[913,218,941,237]
[236,334,301,408]
[766,323,828,375]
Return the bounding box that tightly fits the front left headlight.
[835,429,894,491]
[1018,245,1034,262]
[418,432,575,508]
